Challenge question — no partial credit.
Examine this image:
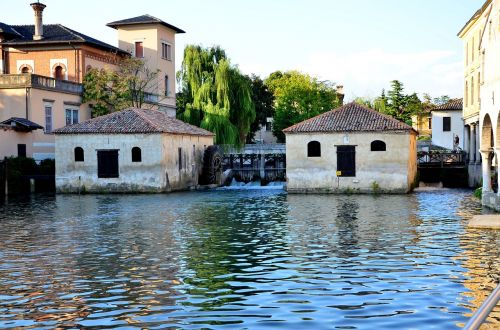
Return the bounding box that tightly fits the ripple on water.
[0,190,498,329]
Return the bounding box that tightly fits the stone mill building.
[283,102,418,193]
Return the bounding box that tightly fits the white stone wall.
[285,131,416,193]
[55,133,213,193]
[431,110,464,150]
[160,134,214,191]
[480,0,500,149]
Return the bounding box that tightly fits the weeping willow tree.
[177,45,255,146]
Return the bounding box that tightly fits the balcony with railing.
[0,74,82,94]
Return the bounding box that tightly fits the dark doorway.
[337,145,356,177]
[97,150,119,178]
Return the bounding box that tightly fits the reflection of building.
[284,102,417,193]
[458,229,500,328]
[0,3,184,160]
[54,108,214,193]
[430,99,464,150]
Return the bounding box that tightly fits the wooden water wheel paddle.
[201,145,222,185]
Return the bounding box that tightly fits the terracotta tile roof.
[107,15,185,33]
[283,102,414,134]
[432,98,463,111]
[53,108,214,136]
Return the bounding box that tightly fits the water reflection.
[0,190,498,329]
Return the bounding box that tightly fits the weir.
[220,144,286,185]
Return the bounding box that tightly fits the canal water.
[0,190,499,329]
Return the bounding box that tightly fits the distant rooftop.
[54,108,214,136]
[432,99,463,111]
[107,14,185,33]
[283,102,414,134]
[0,23,128,55]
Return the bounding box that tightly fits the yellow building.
[107,15,185,117]
[411,105,433,138]
[458,0,490,187]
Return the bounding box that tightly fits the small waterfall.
[218,178,284,190]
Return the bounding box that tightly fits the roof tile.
[53,108,214,136]
[432,98,463,111]
[283,102,414,134]
[1,24,128,55]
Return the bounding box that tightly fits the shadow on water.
[0,190,498,329]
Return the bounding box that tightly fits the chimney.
[336,85,345,105]
[30,1,46,40]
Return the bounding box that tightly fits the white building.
[54,108,214,193]
[477,0,500,210]
[430,99,464,150]
[283,103,418,194]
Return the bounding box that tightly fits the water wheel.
[200,145,223,185]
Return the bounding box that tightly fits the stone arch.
[19,64,33,74]
[481,113,493,150]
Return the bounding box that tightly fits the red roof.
[54,108,214,136]
[283,102,414,134]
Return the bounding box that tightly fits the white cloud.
[238,48,463,101]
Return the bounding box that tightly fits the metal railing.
[417,150,467,167]
[463,283,500,330]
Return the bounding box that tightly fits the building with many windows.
[0,2,184,160]
[474,0,500,210]
[283,103,417,193]
[458,1,490,187]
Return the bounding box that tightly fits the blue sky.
[3,0,484,100]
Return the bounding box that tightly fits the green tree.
[353,97,373,108]
[176,45,255,146]
[246,75,274,143]
[82,58,160,117]
[380,80,422,124]
[265,70,340,142]
[433,95,451,106]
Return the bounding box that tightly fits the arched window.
[132,147,142,162]
[307,141,321,157]
[74,147,84,162]
[86,65,92,73]
[20,65,33,73]
[54,65,65,80]
[371,140,386,151]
